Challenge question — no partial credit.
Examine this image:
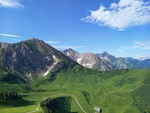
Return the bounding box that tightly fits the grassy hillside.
[0,66,150,113]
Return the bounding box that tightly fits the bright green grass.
[0,67,150,113]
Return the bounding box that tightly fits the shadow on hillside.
[0,98,35,107]
[32,89,48,92]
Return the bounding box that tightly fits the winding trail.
[26,97,46,113]
[68,94,87,113]
[26,94,87,113]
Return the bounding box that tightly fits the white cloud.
[117,40,150,52]
[0,0,23,9]
[0,33,21,37]
[133,41,150,50]
[45,41,59,44]
[53,45,87,50]
[45,40,87,50]
[82,0,150,30]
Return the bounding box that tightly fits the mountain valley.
[0,38,149,113]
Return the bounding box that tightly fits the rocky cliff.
[63,49,112,71]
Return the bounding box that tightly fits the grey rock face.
[63,48,79,61]
[0,38,76,82]
[63,49,112,71]
[0,39,55,81]
[0,43,11,48]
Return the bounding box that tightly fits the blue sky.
[0,0,150,58]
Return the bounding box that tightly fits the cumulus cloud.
[0,33,21,37]
[0,0,23,9]
[117,40,150,52]
[82,0,150,30]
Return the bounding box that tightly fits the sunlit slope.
[36,66,150,113]
[0,65,149,113]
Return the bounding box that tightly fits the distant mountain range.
[0,38,150,83]
[63,48,150,71]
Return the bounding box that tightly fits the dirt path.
[68,94,87,113]
[26,97,46,113]
[26,94,87,113]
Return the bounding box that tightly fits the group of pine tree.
[0,91,21,102]
[40,96,71,113]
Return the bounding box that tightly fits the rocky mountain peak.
[25,38,40,41]
[0,38,77,82]
[102,51,109,55]
[100,51,114,57]
[96,51,115,62]
[63,48,79,61]
[65,48,75,51]
[22,38,45,44]
[64,48,78,54]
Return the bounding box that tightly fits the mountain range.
[0,38,150,113]
[0,38,150,82]
[63,48,150,71]
[1,38,149,79]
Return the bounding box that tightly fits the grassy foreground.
[0,66,150,113]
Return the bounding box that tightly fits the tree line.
[0,91,21,102]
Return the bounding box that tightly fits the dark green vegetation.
[40,96,71,113]
[0,66,25,83]
[0,91,34,107]
[0,65,150,113]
